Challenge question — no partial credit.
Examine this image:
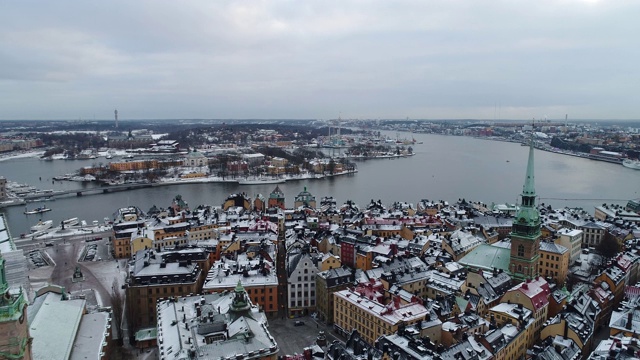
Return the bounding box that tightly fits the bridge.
[22,183,154,200]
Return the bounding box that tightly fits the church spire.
[522,135,536,198]
[509,127,542,282]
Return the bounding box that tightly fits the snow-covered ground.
[0,150,44,162]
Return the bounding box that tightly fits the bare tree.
[110,278,125,346]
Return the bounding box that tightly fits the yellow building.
[485,302,534,360]
[319,253,342,271]
[333,289,428,345]
[539,241,570,286]
[131,229,153,255]
[270,157,288,167]
[540,312,593,355]
[480,324,529,360]
[500,277,550,348]
[187,223,219,242]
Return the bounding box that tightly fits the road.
[15,227,112,249]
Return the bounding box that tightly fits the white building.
[287,252,319,316]
[556,228,583,264]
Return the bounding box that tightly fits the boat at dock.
[622,159,640,170]
[238,177,285,185]
[30,219,53,232]
[24,206,52,215]
[62,217,79,227]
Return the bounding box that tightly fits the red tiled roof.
[509,277,550,312]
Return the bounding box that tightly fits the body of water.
[1,132,639,236]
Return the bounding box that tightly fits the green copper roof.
[513,136,540,229]
[522,137,536,197]
[458,244,511,273]
[235,280,245,293]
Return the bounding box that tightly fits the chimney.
[627,312,634,330]
[393,296,401,309]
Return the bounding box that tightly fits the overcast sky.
[1,1,638,121]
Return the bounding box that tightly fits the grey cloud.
[0,0,639,120]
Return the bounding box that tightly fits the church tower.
[509,135,541,282]
[0,253,32,359]
[268,185,285,209]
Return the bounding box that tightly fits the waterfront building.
[333,288,429,346]
[109,159,181,172]
[182,149,207,167]
[294,187,316,209]
[627,198,640,213]
[509,137,542,282]
[107,133,154,149]
[253,193,265,212]
[156,281,278,360]
[112,219,144,258]
[222,193,251,211]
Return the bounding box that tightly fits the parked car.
[294,320,305,326]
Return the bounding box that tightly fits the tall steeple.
[509,133,542,282]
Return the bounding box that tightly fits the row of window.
[289,299,315,307]
[290,291,315,298]
[539,261,559,269]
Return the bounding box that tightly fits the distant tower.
[114,109,118,129]
[268,185,285,209]
[509,132,541,282]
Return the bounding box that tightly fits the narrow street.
[277,236,288,318]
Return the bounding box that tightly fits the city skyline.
[1,1,639,120]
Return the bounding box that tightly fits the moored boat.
[238,177,285,185]
[24,206,52,215]
[622,159,640,170]
[30,219,53,232]
[62,217,79,227]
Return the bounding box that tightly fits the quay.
[2,169,359,208]
[21,182,154,201]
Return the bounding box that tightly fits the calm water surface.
[1,132,639,236]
